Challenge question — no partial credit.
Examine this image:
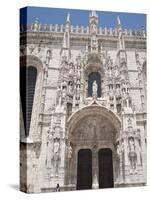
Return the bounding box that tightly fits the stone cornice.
[20,31,146,49]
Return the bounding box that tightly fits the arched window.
[88,72,101,97]
[20,66,37,136]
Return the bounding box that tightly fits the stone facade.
[20,10,147,193]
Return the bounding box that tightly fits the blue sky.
[20,6,146,31]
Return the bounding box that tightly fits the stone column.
[92,149,99,189]
[114,96,117,113]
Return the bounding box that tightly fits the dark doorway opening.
[98,148,114,188]
[77,149,92,190]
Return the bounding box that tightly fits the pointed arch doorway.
[98,148,114,188]
[77,149,92,190]
[67,105,121,190]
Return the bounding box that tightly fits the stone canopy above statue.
[85,53,104,75]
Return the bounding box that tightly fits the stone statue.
[62,87,66,98]
[68,82,73,94]
[46,132,53,168]
[69,65,74,75]
[54,139,59,154]
[116,143,121,157]
[91,24,97,34]
[129,137,135,152]
[92,80,98,98]
[46,49,51,65]
[128,138,137,170]
[68,143,72,159]
[53,139,60,174]
[54,127,60,139]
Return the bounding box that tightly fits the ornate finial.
[117,16,122,32]
[35,17,39,24]
[92,10,96,17]
[90,10,98,18]
[32,17,40,31]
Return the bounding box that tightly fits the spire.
[117,16,122,32]
[90,10,98,18]
[117,16,121,26]
[61,13,71,59]
[66,12,70,23]
[116,16,125,50]
[65,12,71,33]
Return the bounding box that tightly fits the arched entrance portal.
[77,149,92,190]
[66,105,121,190]
[99,148,114,188]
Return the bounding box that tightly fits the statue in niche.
[129,137,135,152]
[53,139,60,174]
[46,131,53,168]
[45,49,51,65]
[68,82,73,94]
[62,86,66,98]
[54,127,60,139]
[91,23,97,34]
[69,64,74,75]
[68,143,72,159]
[92,80,98,98]
[128,137,137,170]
